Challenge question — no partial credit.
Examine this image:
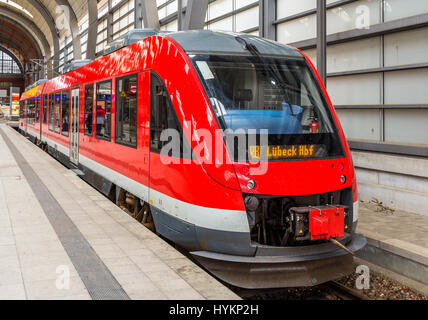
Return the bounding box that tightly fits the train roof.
[20,29,303,99]
[168,30,302,57]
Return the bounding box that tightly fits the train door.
[70,88,79,166]
[24,100,28,134]
[138,72,150,203]
[39,96,42,140]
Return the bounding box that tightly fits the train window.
[84,84,94,136]
[55,92,61,133]
[96,80,112,141]
[49,93,54,131]
[27,100,29,123]
[192,55,345,161]
[35,97,40,123]
[19,101,24,119]
[115,74,137,148]
[150,73,192,158]
[61,90,70,137]
[43,94,47,124]
[25,100,28,124]
[27,99,31,124]
[28,99,31,124]
[30,98,35,124]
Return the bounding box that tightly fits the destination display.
[249,144,322,161]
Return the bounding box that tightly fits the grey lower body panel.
[150,204,367,288]
[150,205,256,256]
[191,234,367,289]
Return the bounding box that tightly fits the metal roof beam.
[135,0,160,29]
[0,26,39,59]
[86,0,97,60]
[0,16,42,58]
[0,40,30,61]
[26,0,60,70]
[183,0,208,30]
[54,0,82,60]
[0,7,50,57]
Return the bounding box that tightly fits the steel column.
[317,0,327,85]
[135,0,160,29]
[107,0,113,41]
[55,0,82,60]
[260,0,276,40]
[86,0,98,60]
[183,0,209,30]
[177,0,183,31]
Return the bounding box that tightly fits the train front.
[167,31,366,289]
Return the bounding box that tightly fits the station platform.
[0,123,240,300]
[356,201,428,292]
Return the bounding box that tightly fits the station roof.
[0,0,88,60]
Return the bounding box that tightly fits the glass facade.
[0,51,21,74]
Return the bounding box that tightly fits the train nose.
[232,159,353,196]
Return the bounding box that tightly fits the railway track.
[229,281,371,300]
[326,281,370,300]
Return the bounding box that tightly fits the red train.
[19,30,366,289]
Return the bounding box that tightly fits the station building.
[1,0,428,302]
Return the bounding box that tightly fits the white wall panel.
[208,16,233,31]
[385,68,428,105]
[161,20,178,31]
[277,0,316,19]
[384,109,428,146]
[208,0,233,20]
[384,27,428,67]
[327,37,381,73]
[276,0,340,19]
[235,6,259,32]
[327,0,381,35]
[166,1,177,16]
[384,0,428,22]
[236,0,258,9]
[277,14,316,44]
[327,73,382,105]
[337,109,382,141]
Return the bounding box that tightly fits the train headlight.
[247,179,256,190]
[244,196,259,212]
[341,175,347,184]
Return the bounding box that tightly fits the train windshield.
[191,54,345,161]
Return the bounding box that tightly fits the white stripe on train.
[35,135,359,232]
[40,135,250,233]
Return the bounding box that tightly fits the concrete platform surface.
[0,123,240,300]
[357,201,428,286]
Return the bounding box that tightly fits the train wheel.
[140,204,156,232]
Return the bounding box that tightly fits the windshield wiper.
[235,36,298,115]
